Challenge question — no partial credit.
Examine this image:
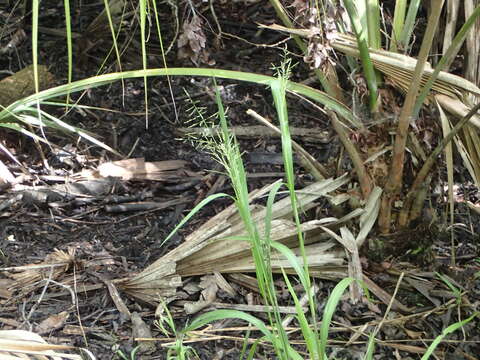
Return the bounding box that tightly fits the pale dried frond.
[82,157,192,181]
[331,33,480,103]
[331,32,480,187]
[0,329,94,359]
[5,248,78,293]
[118,179,354,304]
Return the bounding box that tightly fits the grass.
[141,63,361,359]
[149,67,477,359]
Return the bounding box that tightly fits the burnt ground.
[1,1,480,359]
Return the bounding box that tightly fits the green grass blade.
[31,0,44,141]
[159,193,230,248]
[213,83,293,359]
[343,0,378,111]
[0,122,49,144]
[31,0,39,95]
[319,277,356,358]
[63,0,73,107]
[366,0,381,50]
[151,0,178,120]
[271,244,320,358]
[363,331,376,360]
[435,272,461,300]
[264,182,284,240]
[139,0,149,128]
[184,310,303,360]
[279,267,318,359]
[246,340,260,360]
[270,63,308,277]
[0,68,354,126]
[270,242,309,290]
[270,63,322,345]
[390,0,407,51]
[239,328,252,360]
[399,0,421,51]
[420,313,478,360]
[36,109,121,155]
[103,0,123,73]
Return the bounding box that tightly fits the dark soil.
[1,1,479,359]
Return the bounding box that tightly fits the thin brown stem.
[330,112,372,198]
[378,0,445,233]
[398,101,480,227]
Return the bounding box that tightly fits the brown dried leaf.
[131,312,156,354]
[177,15,213,65]
[404,328,425,339]
[96,158,188,181]
[35,311,69,335]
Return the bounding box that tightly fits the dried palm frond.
[332,32,480,189]
[118,178,355,304]
[5,249,78,295]
[0,330,94,359]
[464,0,480,86]
[331,33,480,104]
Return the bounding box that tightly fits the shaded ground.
[1,1,480,359]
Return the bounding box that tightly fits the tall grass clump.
[186,78,295,359]
[162,63,358,359]
[155,61,478,358]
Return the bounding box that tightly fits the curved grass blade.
[399,0,421,51]
[319,277,356,358]
[63,0,73,107]
[139,0,149,128]
[390,0,407,51]
[0,68,355,127]
[184,309,303,360]
[159,193,231,248]
[264,181,284,241]
[366,0,381,50]
[420,313,478,360]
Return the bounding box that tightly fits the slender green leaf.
[139,0,149,128]
[159,193,230,248]
[184,310,303,360]
[280,267,319,359]
[366,0,381,50]
[399,0,421,51]
[343,0,378,111]
[390,0,407,51]
[363,331,376,360]
[319,278,356,358]
[103,0,123,73]
[0,68,355,126]
[264,182,284,241]
[63,0,73,107]
[421,313,478,360]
